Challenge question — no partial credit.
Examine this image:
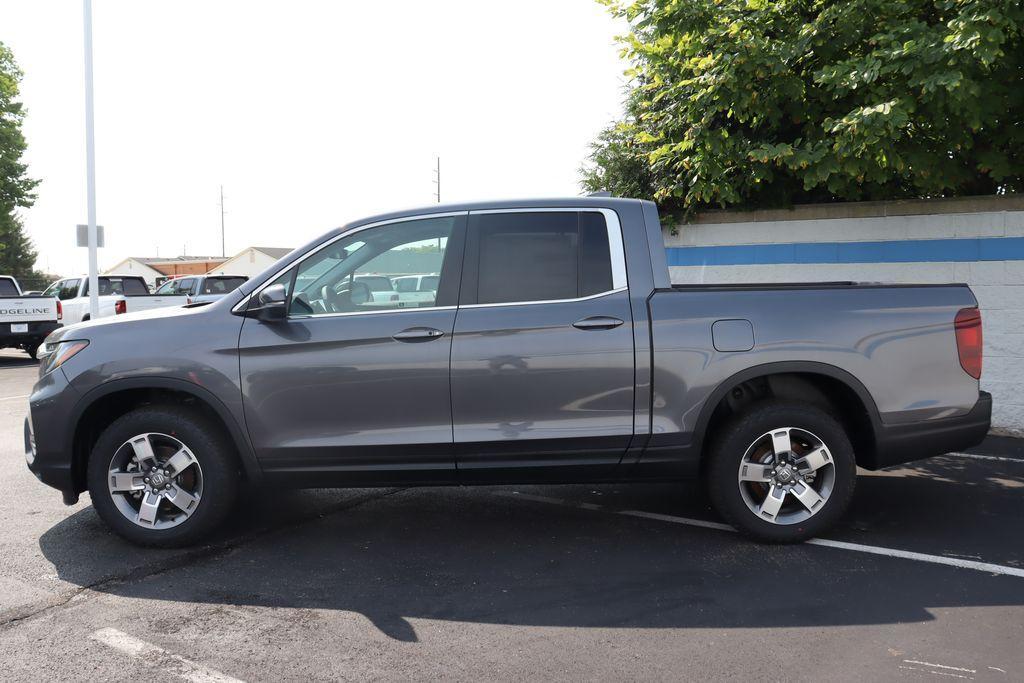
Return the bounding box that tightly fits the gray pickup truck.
[25,198,990,546]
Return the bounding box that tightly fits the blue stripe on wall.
[665,236,1024,266]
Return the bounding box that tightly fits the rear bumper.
[0,320,60,346]
[871,391,992,469]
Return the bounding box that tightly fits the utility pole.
[219,185,226,257]
[432,157,441,203]
[82,0,99,319]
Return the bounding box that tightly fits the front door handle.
[572,316,624,331]
[393,326,445,342]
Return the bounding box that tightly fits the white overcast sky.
[0,0,628,276]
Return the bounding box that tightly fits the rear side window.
[202,276,245,294]
[0,279,18,296]
[121,278,149,295]
[471,211,616,305]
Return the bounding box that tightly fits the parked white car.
[150,274,247,304]
[390,273,439,303]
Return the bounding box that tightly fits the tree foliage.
[0,41,40,279]
[582,0,1024,219]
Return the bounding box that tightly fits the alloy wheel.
[106,432,204,529]
[736,426,836,525]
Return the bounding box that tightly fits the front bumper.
[24,368,80,498]
[871,391,992,469]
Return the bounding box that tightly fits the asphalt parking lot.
[0,349,1022,681]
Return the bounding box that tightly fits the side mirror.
[251,284,288,322]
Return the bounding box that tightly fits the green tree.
[0,41,40,280]
[582,0,1024,220]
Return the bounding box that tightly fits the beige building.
[103,256,228,287]
[206,247,293,279]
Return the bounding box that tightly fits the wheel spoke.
[758,485,786,521]
[770,429,792,458]
[165,448,197,477]
[792,481,825,514]
[128,435,158,469]
[797,446,831,473]
[166,484,199,515]
[109,472,145,493]
[739,462,772,483]
[137,492,161,525]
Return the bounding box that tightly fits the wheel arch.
[68,377,261,493]
[693,361,885,470]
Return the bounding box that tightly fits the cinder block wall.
[665,195,1024,436]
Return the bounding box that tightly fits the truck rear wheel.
[705,400,856,543]
[86,406,239,547]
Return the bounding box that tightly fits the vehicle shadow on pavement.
[0,354,36,369]
[38,471,1024,642]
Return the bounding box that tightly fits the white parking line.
[498,492,1024,579]
[945,452,1024,464]
[91,628,244,683]
[0,394,29,402]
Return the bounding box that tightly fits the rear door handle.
[572,316,624,330]
[392,326,445,342]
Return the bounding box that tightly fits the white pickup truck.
[42,275,152,323]
[139,274,248,310]
[0,275,61,358]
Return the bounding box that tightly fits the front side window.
[287,216,456,316]
[472,211,615,305]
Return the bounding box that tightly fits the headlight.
[38,340,89,375]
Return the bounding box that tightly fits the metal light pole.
[83,0,99,318]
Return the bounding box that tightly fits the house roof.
[249,247,292,259]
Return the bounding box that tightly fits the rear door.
[451,208,635,482]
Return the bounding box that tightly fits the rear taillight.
[56,300,62,321]
[955,307,983,379]
[114,299,126,315]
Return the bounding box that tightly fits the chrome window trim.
[459,287,627,309]
[289,305,457,320]
[233,206,629,316]
[231,211,469,314]
[465,207,628,305]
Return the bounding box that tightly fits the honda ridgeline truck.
[25,198,990,546]
[0,276,61,359]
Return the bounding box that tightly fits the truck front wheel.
[86,406,239,547]
[705,400,857,543]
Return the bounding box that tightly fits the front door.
[451,209,636,482]
[238,213,466,485]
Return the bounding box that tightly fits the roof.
[125,256,225,265]
[249,247,293,259]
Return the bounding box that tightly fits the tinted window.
[202,276,245,294]
[121,278,149,295]
[59,280,81,300]
[473,212,615,305]
[175,278,195,295]
[289,216,456,316]
[419,275,439,291]
[579,212,613,296]
[0,279,18,296]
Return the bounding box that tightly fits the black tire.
[25,343,39,360]
[86,406,239,547]
[704,400,857,543]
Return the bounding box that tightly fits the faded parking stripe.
[499,491,1024,579]
[91,628,244,683]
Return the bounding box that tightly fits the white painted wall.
[207,249,280,279]
[666,202,1024,436]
